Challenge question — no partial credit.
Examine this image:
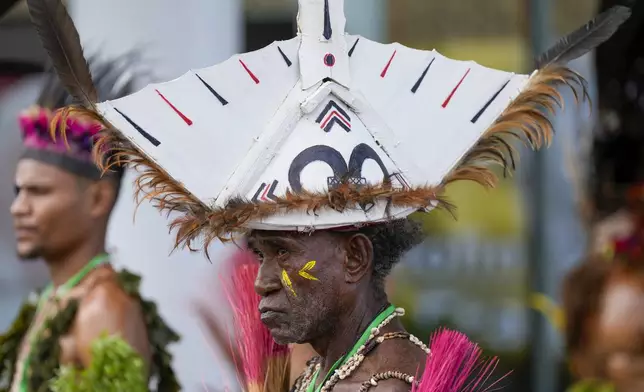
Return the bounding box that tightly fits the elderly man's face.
[249,230,349,344]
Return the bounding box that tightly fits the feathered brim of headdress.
[58,65,584,251]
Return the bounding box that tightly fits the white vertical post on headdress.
[298,0,351,89]
[68,0,242,388]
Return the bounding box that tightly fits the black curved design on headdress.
[289,145,348,193]
[288,144,390,193]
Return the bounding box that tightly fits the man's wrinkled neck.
[310,294,388,376]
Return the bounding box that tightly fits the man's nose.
[10,192,29,217]
[255,261,282,297]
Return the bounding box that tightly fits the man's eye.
[24,186,50,196]
[277,249,289,257]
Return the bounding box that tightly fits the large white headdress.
[27,0,630,250]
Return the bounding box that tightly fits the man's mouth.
[260,310,281,319]
[259,307,286,326]
[14,227,36,240]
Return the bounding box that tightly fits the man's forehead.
[15,158,75,185]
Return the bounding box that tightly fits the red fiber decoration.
[412,328,508,392]
[221,249,289,388]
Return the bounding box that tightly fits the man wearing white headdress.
[26,0,630,390]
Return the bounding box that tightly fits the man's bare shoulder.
[71,269,150,367]
[77,272,138,323]
[368,338,427,375]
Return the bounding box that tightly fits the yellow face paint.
[298,260,319,281]
[281,269,297,297]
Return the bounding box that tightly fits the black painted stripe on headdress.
[195,73,229,106]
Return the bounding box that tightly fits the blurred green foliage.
[417,176,525,238]
[50,334,147,392]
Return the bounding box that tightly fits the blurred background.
[0,0,634,391]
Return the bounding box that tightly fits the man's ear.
[87,179,117,219]
[343,233,373,284]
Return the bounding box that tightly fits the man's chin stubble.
[16,249,41,261]
[270,329,296,346]
[272,327,312,346]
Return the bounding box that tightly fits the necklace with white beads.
[296,307,430,392]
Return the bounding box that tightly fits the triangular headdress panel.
[26,0,631,249]
[345,38,531,186]
[100,37,302,204]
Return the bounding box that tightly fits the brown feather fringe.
[49,65,588,255]
[443,65,589,188]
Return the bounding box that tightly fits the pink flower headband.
[18,105,102,158]
[17,105,119,180]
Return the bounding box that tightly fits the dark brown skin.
[61,266,151,369]
[10,159,150,373]
[570,267,644,392]
[249,230,425,391]
[289,344,318,386]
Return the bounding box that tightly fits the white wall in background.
[68,0,243,390]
